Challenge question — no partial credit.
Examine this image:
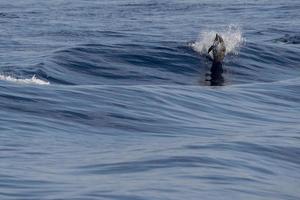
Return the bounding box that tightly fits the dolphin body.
[207,34,226,86]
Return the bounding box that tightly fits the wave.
[190,25,245,56]
[274,34,300,44]
[0,74,50,85]
[49,42,203,86]
[2,26,298,87]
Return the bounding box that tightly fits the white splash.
[0,74,50,85]
[190,25,245,56]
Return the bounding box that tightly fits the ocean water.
[0,0,300,199]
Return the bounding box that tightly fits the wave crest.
[0,74,50,85]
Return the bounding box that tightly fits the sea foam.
[190,25,245,56]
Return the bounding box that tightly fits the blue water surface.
[0,0,300,199]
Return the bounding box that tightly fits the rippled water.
[0,0,300,199]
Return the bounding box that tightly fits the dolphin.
[207,34,226,86]
[208,33,226,63]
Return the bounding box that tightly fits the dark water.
[0,0,300,199]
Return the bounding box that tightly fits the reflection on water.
[205,61,225,86]
[210,61,224,86]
